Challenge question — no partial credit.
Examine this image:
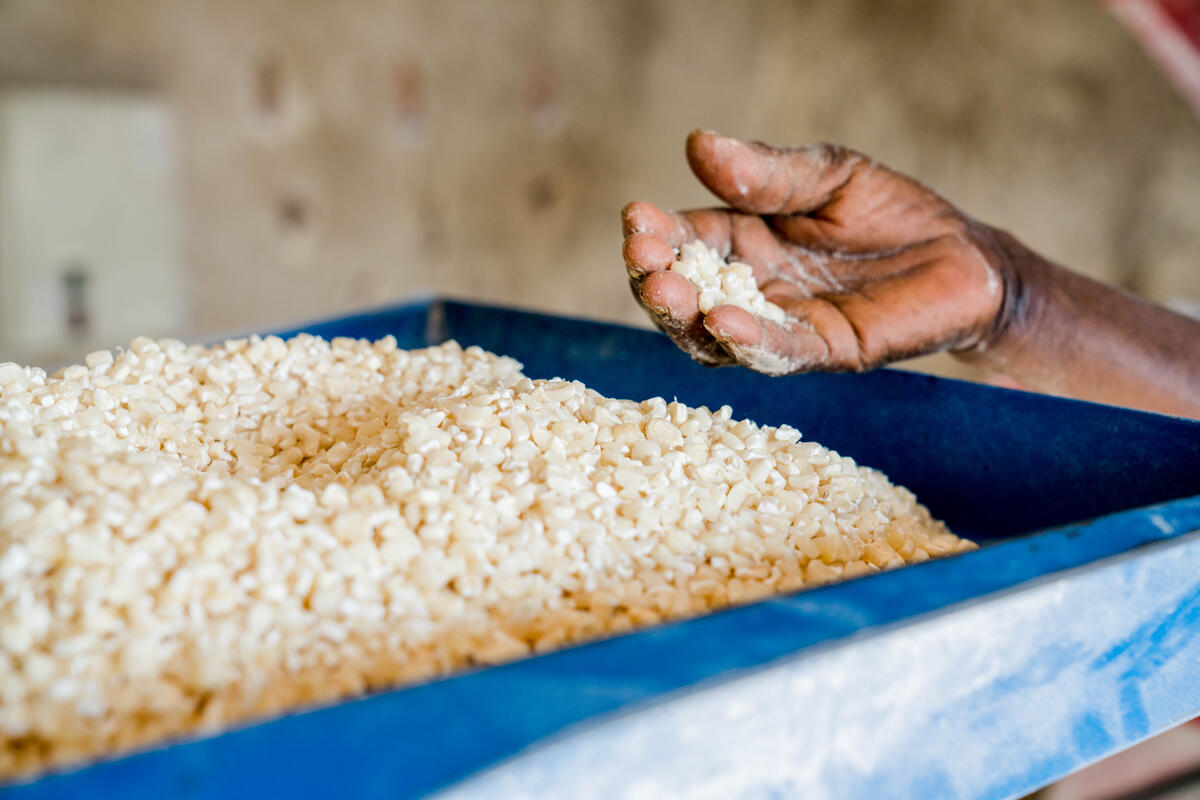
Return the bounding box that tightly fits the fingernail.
[642,297,671,319]
[702,316,728,341]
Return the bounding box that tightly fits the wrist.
[950,222,1200,416]
[951,223,1050,371]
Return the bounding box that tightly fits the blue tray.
[8,298,1200,800]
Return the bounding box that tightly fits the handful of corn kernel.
[0,335,972,778]
[669,239,789,323]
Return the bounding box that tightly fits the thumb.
[685,130,862,216]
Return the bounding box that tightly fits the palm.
[623,133,1004,375]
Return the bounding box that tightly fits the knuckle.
[799,141,857,168]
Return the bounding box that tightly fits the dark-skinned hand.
[621,130,1009,376]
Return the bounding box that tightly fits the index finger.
[623,205,739,279]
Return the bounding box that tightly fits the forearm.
[959,227,1200,418]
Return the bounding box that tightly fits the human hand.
[622,131,1010,375]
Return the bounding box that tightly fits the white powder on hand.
[0,335,970,778]
[669,240,788,324]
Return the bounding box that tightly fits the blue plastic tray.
[7,298,1200,800]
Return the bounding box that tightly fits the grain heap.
[669,239,788,323]
[0,335,972,778]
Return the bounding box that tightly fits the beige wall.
[1,0,1198,377]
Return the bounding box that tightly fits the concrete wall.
[1,0,1197,377]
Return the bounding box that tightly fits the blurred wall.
[0,88,185,364]
[0,0,1198,377]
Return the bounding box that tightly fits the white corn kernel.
[0,333,966,780]
[668,240,787,323]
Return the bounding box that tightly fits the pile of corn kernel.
[0,335,972,778]
[669,239,789,323]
